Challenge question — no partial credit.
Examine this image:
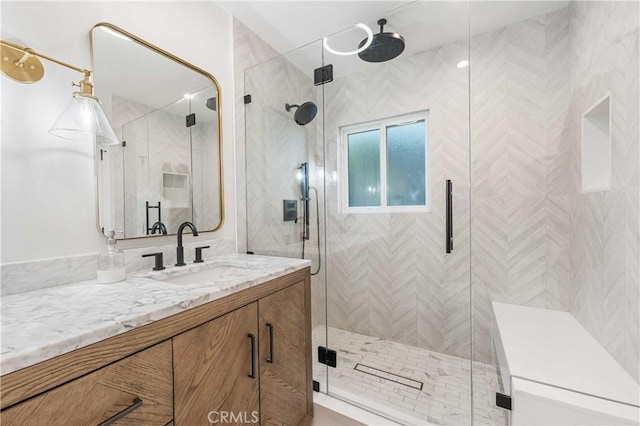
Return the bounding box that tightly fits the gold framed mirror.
[91,22,223,239]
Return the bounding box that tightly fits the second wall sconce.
[0,39,119,145]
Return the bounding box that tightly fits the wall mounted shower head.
[358,18,405,63]
[285,101,317,125]
[206,97,217,111]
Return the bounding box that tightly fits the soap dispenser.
[97,229,126,283]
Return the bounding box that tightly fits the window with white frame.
[340,111,430,213]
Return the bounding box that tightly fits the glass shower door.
[121,97,191,237]
[470,2,640,425]
[243,38,329,402]
[321,2,475,424]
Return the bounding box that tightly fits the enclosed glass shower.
[102,85,219,238]
[243,1,640,424]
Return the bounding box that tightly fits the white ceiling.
[93,2,571,115]
[218,1,570,78]
[217,1,414,53]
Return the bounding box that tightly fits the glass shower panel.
[471,2,639,425]
[322,2,472,424]
[243,40,328,394]
[147,100,193,233]
[190,86,221,231]
[121,97,191,237]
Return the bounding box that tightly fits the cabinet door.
[259,281,310,425]
[1,340,173,425]
[173,303,259,426]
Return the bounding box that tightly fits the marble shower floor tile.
[313,326,507,426]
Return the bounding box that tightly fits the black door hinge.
[496,393,512,410]
[318,346,337,368]
[313,380,320,392]
[314,64,333,86]
[246,251,254,255]
[186,113,196,128]
[244,94,252,104]
[122,140,127,147]
[99,149,105,161]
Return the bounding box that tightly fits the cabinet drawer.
[1,340,173,425]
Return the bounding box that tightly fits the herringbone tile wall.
[106,94,221,238]
[191,119,221,232]
[567,1,639,381]
[321,38,473,359]
[235,4,639,381]
[321,8,580,363]
[233,19,280,255]
[470,7,573,364]
[111,96,204,237]
[234,19,328,332]
[110,95,152,236]
[472,1,640,381]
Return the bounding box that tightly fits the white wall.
[0,1,236,263]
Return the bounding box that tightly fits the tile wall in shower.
[470,6,573,363]
[567,1,640,381]
[323,7,575,364]
[234,3,640,383]
[107,96,220,237]
[233,19,327,330]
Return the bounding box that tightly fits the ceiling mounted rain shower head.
[285,101,317,126]
[358,18,405,63]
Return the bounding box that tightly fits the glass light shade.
[49,93,119,145]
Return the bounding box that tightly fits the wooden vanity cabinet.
[259,281,310,425]
[0,269,312,426]
[172,280,311,426]
[173,302,260,425]
[1,340,173,426]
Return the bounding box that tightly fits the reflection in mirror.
[92,23,223,239]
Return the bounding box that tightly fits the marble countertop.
[1,254,310,375]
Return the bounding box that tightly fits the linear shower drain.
[354,363,423,390]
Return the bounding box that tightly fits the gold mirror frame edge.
[91,22,225,240]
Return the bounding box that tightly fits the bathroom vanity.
[0,255,312,425]
[0,21,313,425]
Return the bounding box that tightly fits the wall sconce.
[0,39,119,145]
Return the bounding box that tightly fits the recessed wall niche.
[581,94,611,193]
[163,172,190,209]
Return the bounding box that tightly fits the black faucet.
[176,222,198,266]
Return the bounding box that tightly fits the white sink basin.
[158,264,253,285]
